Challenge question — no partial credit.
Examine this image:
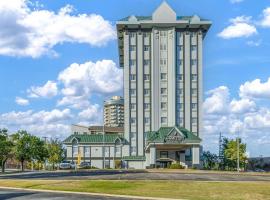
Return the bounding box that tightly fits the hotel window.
[192,103,197,110]
[115,146,121,154]
[161,88,167,95]
[130,103,136,110]
[177,45,183,51]
[177,74,183,81]
[160,59,167,65]
[177,89,183,96]
[177,103,183,110]
[160,44,167,51]
[144,89,150,95]
[144,103,150,110]
[160,31,167,36]
[72,145,78,157]
[191,45,197,51]
[130,32,136,38]
[85,147,90,155]
[192,118,197,124]
[161,102,167,110]
[130,59,136,66]
[130,45,136,51]
[131,147,137,155]
[130,74,136,81]
[144,117,150,124]
[192,74,197,81]
[130,89,136,96]
[192,89,197,96]
[144,45,150,51]
[144,59,150,66]
[131,118,136,124]
[191,59,197,66]
[160,151,168,158]
[177,59,182,66]
[131,132,136,141]
[161,73,167,80]
[144,74,150,81]
[161,117,167,124]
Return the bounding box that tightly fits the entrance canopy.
[145,126,201,150]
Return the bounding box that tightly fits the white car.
[59,161,76,169]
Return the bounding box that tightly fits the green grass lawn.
[0,180,269,200]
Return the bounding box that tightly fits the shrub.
[169,163,185,169]
[114,160,122,169]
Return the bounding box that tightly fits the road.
[0,188,138,200]
[0,170,270,181]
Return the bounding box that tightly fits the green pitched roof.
[118,15,209,22]
[63,134,124,144]
[122,156,146,161]
[146,127,201,144]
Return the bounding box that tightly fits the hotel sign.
[164,131,185,143]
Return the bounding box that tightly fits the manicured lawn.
[0,180,269,200]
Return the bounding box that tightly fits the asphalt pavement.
[0,188,138,200]
[0,170,270,181]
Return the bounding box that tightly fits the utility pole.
[237,136,240,172]
[103,103,105,169]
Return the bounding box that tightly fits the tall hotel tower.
[117,1,211,167]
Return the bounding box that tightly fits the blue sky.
[0,0,270,157]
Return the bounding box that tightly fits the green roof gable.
[63,134,124,144]
[146,127,201,144]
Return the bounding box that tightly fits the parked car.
[79,162,91,169]
[59,161,76,169]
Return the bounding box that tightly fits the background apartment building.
[104,96,124,127]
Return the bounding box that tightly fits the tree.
[202,151,219,170]
[0,129,13,173]
[47,139,65,170]
[12,130,48,171]
[223,138,247,170]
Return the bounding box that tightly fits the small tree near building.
[47,139,65,170]
[0,129,14,173]
[202,151,219,170]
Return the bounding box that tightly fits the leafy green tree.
[12,131,48,171]
[47,139,65,170]
[224,138,247,170]
[202,151,219,170]
[0,129,14,173]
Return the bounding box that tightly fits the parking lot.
[1,170,270,181]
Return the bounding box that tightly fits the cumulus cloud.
[260,7,270,27]
[0,108,73,138]
[15,97,29,106]
[218,16,257,39]
[27,80,58,98]
[78,104,101,121]
[203,86,230,114]
[57,60,123,109]
[203,79,270,156]
[0,0,116,58]
[239,78,270,99]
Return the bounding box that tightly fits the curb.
[0,186,185,200]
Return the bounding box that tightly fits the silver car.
[59,161,76,169]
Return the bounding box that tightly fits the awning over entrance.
[145,126,201,150]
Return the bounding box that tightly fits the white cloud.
[203,81,270,156]
[260,7,270,27]
[0,108,73,138]
[57,60,123,109]
[203,86,230,114]
[15,97,29,106]
[218,16,257,39]
[230,0,244,4]
[239,78,270,99]
[246,40,262,47]
[0,0,116,58]
[27,80,58,98]
[78,104,101,121]
[230,98,256,114]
